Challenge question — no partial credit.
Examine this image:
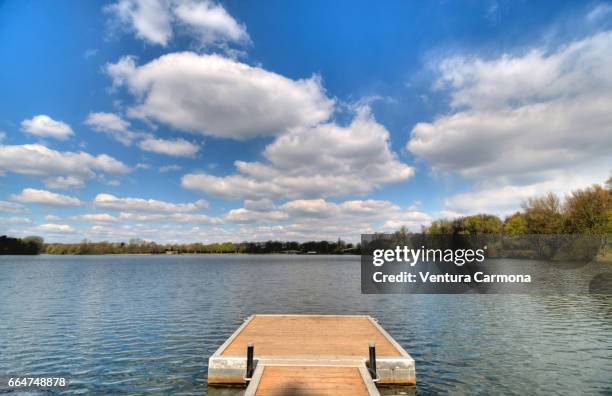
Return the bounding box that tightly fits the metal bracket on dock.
[243,343,255,382]
[368,342,380,382]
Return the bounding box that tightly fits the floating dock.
[208,314,416,395]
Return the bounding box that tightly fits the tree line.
[426,178,611,236]
[42,238,358,255]
[0,235,44,254]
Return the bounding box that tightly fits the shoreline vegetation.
[1,178,610,259]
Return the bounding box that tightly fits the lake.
[0,255,610,395]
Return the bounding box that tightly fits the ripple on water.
[0,255,611,395]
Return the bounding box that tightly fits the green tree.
[563,184,612,234]
[522,193,564,234]
[504,212,528,234]
[427,219,454,234]
[461,214,503,234]
[22,236,44,254]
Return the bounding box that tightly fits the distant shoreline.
[4,254,609,264]
[33,252,359,256]
[35,253,361,257]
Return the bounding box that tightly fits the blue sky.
[1,0,611,242]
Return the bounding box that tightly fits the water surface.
[0,255,610,395]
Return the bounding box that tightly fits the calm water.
[0,255,611,395]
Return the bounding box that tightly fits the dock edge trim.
[367,316,413,359]
[243,364,265,396]
[211,315,255,357]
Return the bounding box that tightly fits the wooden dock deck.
[245,365,378,396]
[221,315,401,358]
[208,314,416,393]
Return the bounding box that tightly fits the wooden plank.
[250,366,378,396]
[221,315,400,358]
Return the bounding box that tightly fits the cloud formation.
[173,0,249,47]
[85,112,143,145]
[0,201,29,214]
[106,0,249,48]
[21,115,73,140]
[117,212,221,224]
[72,213,119,222]
[38,223,76,233]
[11,188,81,207]
[93,193,208,213]
[0,217,32,225]
[221,198,431,241]
[409,31,612,180]
[138,137,200,157]
[0,144,130,188]
[43,176,87,189]
[182,107,414,200]
[408,30,612,214]
[107,53,334,140]
[225,208,288,223]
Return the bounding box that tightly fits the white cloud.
[106,0,173,45]
[38,223,75,233]
[173,0,249,47]
[11,188,81,207]
[0,144,130,188]
[225,208,288,223]
[409,32,612,181]
[0,217,32,225]
[380,211,434,231]
[408,31,612,214]
[85,112,143,145]
[244,199,275,212]
[235,200,431,241]
[139,137,200,157]
[93,193,208,213]
[13,197,431,243]
[182,107,414,200]
[280,199,430,230]
[106,53,334,140]
[281,199,404,220]
[63,197,431,243]
[78,224,186,243]
[21,115,73,140]
[85,112,130,132]
[445,185,537,216]
[159,164,182,172]
[73,213,119,222]
[43,176,85,189]
[435,210,466,220]
[45,215,61,221]
[106,0,249,48]
[0,201,29,214]
[0,131,5,142]
[281,199,337,218]
[118,212,221,223]
[221,198,431,238]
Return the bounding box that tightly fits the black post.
[246,343,254,380]
[368,342,377,379]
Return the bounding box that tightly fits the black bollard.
[246,343,254,380]
[368,342,377,379]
